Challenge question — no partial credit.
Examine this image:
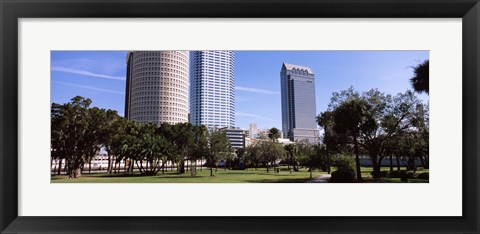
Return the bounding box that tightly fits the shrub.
[388,170,410,181]
[406,171,417,179]
[417,172,429,180]
[333,155,355,171]
[330,156,356,183]
[331,169,356,183]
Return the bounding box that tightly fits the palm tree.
[317,111,334,174]
[284,144,298,171]
[410,60,429,94]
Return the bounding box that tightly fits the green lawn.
[51,166,429,183]
[359,166,429,183]
[51,167,326,183]
[359,166,429,176]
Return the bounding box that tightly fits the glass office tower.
[280,63,319,143]
[189,51,235,129]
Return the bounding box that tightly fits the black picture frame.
[1,0,479,233]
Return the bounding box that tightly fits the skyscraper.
[189,51,235,129]
[249,123,258,138]
[125,51,189,124]
[280,63,319,143]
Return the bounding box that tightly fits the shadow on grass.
[358,178,429,183]
[51,176,65,181]
[245,178,313,183]
[93,173,195,178]
[153,175,206,179]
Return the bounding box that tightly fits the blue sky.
[51,51,429,130]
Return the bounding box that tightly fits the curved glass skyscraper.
[125,51,189,124]
[189,51,235,129]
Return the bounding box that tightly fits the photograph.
[50,50,429,183]
[2,0,478,232]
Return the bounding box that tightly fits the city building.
[219,127,246,150]
[280,63,320,143]
[189,51,235,129]
[245,137,293,147]
[125,51,189,124]
[255,128,284,140]
[249,123,258,138]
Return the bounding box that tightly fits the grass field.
[359,166,429,183]
[51,166,428,183]
[51,167,326,183]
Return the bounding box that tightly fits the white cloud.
[51,66,125,81]
[52,81,125,95]
[235,86,279,95]
[236,112,278,122]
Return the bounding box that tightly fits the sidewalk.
[308,174,331,183]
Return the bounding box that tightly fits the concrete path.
[308,174,331,183]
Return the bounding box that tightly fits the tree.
[332,98,369,181]
[172,123,194,173]
[297,142,327,178]
[325,88,425,180]
[268,127,281,142]
[234,147,247,169]
[284,143,299,171]
[189,125,209,175]
[51,103,66,175]
[137,123,173,175]
[258,141,285,172]
[208,130,232,176]
[316,111,336,174]
[245,143,262,169]
[51,96,95,178]
[410,60,429,94]
[103,112,127,174]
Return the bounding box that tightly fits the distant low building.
[246,137,293,147]
[219,127,246,150]
[255,128,284,139]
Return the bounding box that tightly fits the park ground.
[51,166,429,183]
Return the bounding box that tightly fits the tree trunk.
[327,150,331,174]
[354,135,362,181]
[389,155,393,172]
[57,158,62,175]
[51,157,54,173]
[396,155,401,171]
[371,154,381,179]
[412,157,417,173]
[210,166,214,176]
[88,159,92,174]
[179,160,186,173]
[107,154,112,174]
[309,168,312,179]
